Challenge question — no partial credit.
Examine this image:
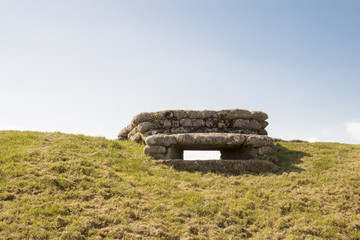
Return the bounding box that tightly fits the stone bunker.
[118,109,279,173]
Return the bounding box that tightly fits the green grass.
[1,131,360,239]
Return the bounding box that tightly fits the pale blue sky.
[1,0,360,144]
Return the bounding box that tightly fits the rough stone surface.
[144,145,167,155]
[118,126,131,139]
[233,119,262,130]
[118,109,277,171]
[218,109,252,120]
[120,109,269,138]
[251,111,268,121]
[225,134,246,146]
[176,134,196,145]
[145,135,177,147]
[138,122,157,133]
[258,129,268,135]
[129,133,142,142]
[260,121,269,129]
[142,133,276,161]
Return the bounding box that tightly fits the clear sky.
[1,0,360,144]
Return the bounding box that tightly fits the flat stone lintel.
[143,133,277,161]
[145,133,274,149]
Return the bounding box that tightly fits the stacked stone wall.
[119,109,269,143]
[118,109,278,165]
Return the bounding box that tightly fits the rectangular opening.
[183,150,220,160]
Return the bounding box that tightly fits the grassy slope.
[0,131,360,240]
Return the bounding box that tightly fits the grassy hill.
[1,131,360,239]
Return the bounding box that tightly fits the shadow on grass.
[158,159,281,176]
[156,144,310,175]
[275,144,310,173]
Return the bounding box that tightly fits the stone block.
[145,135,177,147]
[186,110,205,119]
[118,125,131,139]
[218,109,252,120]
[260,121,269,128]
[171,120,180,127]
[217,119,230,129]
[258,129,268,135]
[176,134,196,145]
[205,119,214,128]
[232,119,262,130]
[251,111,268,121]
[194,133,227,145]
[138,122,158,133]
[132,112,153,125]
[129,133,143,143]
[225,134,246,146]
[144,145,167,154]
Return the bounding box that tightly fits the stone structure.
[118,109,277,164]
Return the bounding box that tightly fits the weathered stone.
[217,119,230,129]
[180,119,193,127]
[205,119,214,128]
[138,122,158,133]
[179,119,205,128]
[205,128,219,133]
[170,127,193,134]
[118,125,132,139]
[128,126,138,136]
[129,133,143,143]
[186,110,205,119]
[260,121,269,129]
[144,145,167,154]
[244,135,274,147]
[227,129,258,135]
[225,134,246,146]
[144,129,170,137]
[159,119,172,128]
[194,133,227,145]
[176,134,196,145]
[172,110,188,119]
[157,110,175,120]
[218,109,252,120]
[193,119,205,128]
[203,110,218,118]
[233,119,262,130]
[251,111,268,121]
[132,112,153,124]
[258,129,268,135]
[171,120,180,127]
[143,130,159,137]
[145,135,177,147]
